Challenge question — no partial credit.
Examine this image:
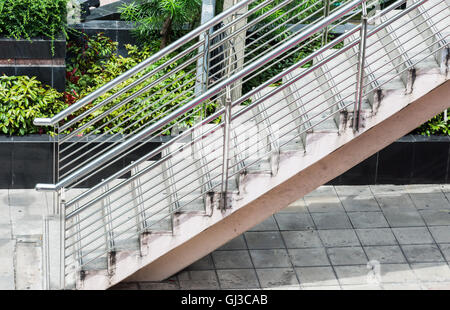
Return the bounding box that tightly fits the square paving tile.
[364,246,406,264]
[139,281,179,290]
[348,212,389,229]
[218,235,247,250]
[256,268,299,288]
[327,247,368,266]
[245,232,284,249]
[248,216,278,231]
[370,185,408,197]
[408,192,450,211]
[178,270,219,290]
[295,266,339,287]
[392,227,434,245]
[419,210,450,226]
[217,269,260,289]
[185,254,215,271]
[250,249,291,268]
[318,229,360,247]
[401,244,445,263]
[281,230,322,248]
[311,212,352,230]
[304,191,345,213]
[410,263,450,282]
[274,213,314,231]
[437,244,450,262]
[375,195,416,210]
[378,264,417,284]
[336,186,380,212]
[212,250,253,269]
[288,248,330,267]
[429,226,450,243]
[382,210,425,227]
[334,265,371,285]
[356,228,398,246]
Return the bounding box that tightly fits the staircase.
[34,0,449,289]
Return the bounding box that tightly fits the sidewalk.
[1,185,450,290]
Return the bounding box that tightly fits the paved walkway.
[116,185,450,290]
[1,185,450,290]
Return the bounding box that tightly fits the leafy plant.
[413,111,450,136]
[119,0,202,47]
[0,0,69,51]
[0,76,67,135]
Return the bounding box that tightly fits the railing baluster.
[353,0,368,131]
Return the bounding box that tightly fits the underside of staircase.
[35,0,449,290]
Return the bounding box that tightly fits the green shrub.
[119,0,202,47]
[412,111,450,136]
[0,76,67,135]
[0,0,68,42]
[65,33,218,135]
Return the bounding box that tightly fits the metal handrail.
[33,0,254,127]
[35,0,364,192]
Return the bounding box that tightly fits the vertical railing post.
[353,0,368,131]
[59,189,66,290]
[322,0,331,46]
[221,87,232,210]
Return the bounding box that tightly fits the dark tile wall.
[0,135,449,189]
[328,135,450,185]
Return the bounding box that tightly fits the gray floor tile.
[274,213,314,231]
[438,244,450,261]
[327,247,368,266]
[250,249,291,268]
[402,244,445,263]
[335,186,373,197]
[311,212,352,230]
[212,250,253,269]
[185,254,215,271]
[378,263,418,284]
[245,232,284,249]
[281,198,308,213]
[334,265,371,285]
[356,228,398,246]
[364,246,406,264]
[370,185,408,197]
[420,282,450,290]
[382,283,423,290]
[339,196,381,212]
[420,210,450,226]
[392,227,434,245]
[281,230,322,248]
[288,248,330,267]
[429,226,450,243]
[341,284,383,290]
[218,235,247,250]
[376,195,416,210]
[318,229,360,247]
[256,268,299,288]
[408,192,450,210]
[295,266,339,286]
[178,270,220,290]
[139,281,179,290]
[304,193,345,213]
[410,263,450,282]
[383,210,425,227]
[348,212,389,229]
[248,216,278,231]
[217,269,260,289]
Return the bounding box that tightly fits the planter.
[0,134,170,189]
[0,36,66,92]
[1,134,449,189]
[329,135,450,185]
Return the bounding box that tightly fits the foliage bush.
[0,0,68,42]
[412,111,450,136]
[119,0,202,47]
[65,32,217,135]
[0,76,66,135]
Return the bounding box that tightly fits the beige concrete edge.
[122,80,450,283]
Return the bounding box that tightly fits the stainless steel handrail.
[33,0,255,127]
[35,0,365,192]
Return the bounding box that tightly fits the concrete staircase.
[35,0,450,290]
